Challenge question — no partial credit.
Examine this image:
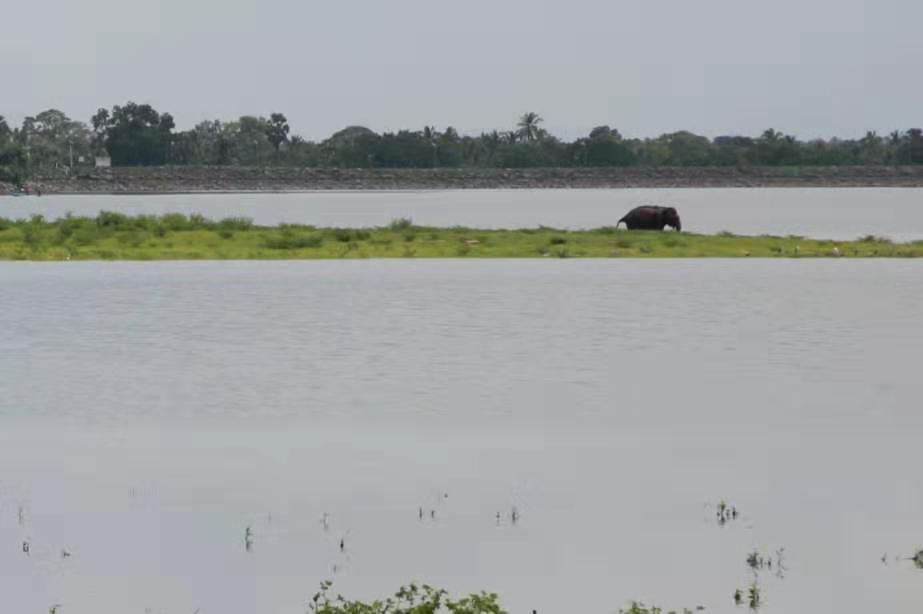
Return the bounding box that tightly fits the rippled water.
[1,260,921,614]
[3,187,923,241]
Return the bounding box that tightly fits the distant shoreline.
[4,165,923,195]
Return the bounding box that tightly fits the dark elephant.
[616,206,681,231]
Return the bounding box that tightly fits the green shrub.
[218,217,253,231]
[263,234,324,249]
[331,228,371,242]
[549,236,567,245]
[858,234,892,244]
[116,230,148,247]
[72,226,100,245]
[189,213,210,228]
[161,213,191,231]
[96,211,131,229]
[55,215,94,243]
[388,217,414,230]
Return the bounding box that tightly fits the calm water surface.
[2,188,923,241]
[1,260,921,614]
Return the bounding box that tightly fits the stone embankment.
[4,165,923,194]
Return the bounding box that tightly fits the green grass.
[1,212,920,260]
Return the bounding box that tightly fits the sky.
[1,0,921,141]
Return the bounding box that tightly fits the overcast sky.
[2,0,920,140]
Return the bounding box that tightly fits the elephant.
[616,206,681,231]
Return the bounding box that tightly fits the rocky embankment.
[5,165,923,194]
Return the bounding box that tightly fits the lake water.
[1,260,921,614]
[2,187,923,241]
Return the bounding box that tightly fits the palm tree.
[888,131,904,164]
[516,112,543,142]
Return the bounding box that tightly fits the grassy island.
[0,213,920,260]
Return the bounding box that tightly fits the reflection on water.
[2,187,923,240]
[1,260,922,614]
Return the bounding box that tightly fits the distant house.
[95,156,111,168]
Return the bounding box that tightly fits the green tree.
[0,115,26,182]
[19,109,92,171]
[907,128,923,164]
[222,116,274,166]
[857,131,886,165]
[265,113,290,154]
[577,126,636,166]
[516,112,544,142]
[93,102,175,166]
[321,126,381,168]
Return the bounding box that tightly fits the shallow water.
[3,187,923,241]
[1,260,921,614]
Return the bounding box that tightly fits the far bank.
[6,165,923,194]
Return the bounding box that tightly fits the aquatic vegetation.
[0,212,920,260]
[715,500,739,526]
[744,548,785,576]
[913,549,923,569]
[747,582,761,611]
[308,581,507,614]
[619,603,702,614]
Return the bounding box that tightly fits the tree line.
[3,103,923,183]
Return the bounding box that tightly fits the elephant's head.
[663,207,681,231]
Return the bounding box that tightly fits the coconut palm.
[516,112,543,142]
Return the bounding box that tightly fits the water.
[3,187,923,241]
[1,260,921,614]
